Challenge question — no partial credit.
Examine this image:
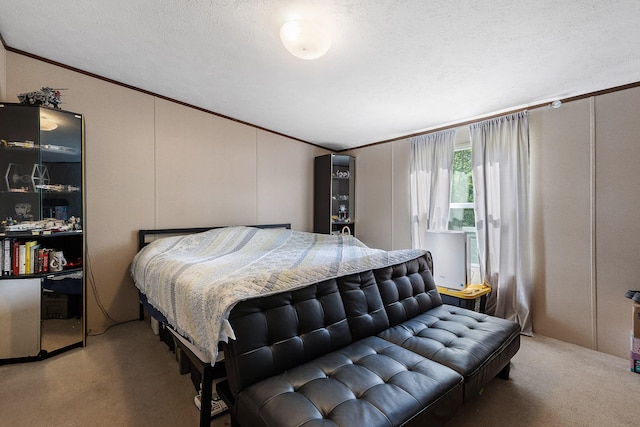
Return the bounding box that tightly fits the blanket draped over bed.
[130,226,426,364]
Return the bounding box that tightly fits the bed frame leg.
[199,366,215,427]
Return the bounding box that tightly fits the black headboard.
[137,223,291,251]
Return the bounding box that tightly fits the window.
[449,147,474,231]
[448,147,480,277]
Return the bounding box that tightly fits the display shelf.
[0,103,85,363]
[315,154,355,236]
[1,229,83,238]
[1,267,82,280]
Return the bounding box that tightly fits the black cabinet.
[314,154,355,236]
[0,103,84,363]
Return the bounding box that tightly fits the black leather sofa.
[217,253,521,427]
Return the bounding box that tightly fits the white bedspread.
[130,226,425,364]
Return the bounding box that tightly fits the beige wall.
[346,139,412,251]
[350,143,393,250]
[531,91,640,359]
[529,99,595,349]
[5,52,329,333]
[352,89,640,359]
[594,87,640,356]
[391,140,412,250]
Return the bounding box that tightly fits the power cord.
[85,242,135,335]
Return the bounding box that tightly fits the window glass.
[449,148,479,270]
[450,148,473,205]
[449,148,474,229]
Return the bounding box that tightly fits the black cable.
[85,242,135,335]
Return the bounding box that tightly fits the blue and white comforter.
[130,226,425,364]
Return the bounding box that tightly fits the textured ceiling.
[1,1,639,151]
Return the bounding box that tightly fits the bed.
[131,224,427,426]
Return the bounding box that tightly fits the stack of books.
[1,238,54,276]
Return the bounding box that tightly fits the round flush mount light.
[551,100,562,109]
[280,20,331,60]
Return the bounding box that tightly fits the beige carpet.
[448,333,638,426]
[0,320,229,427]
[0,319,637,426]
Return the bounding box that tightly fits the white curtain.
[470,112,532,334]
[410,129,456,249]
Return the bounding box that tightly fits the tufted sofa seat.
[234,336,463,427]
[374,263,521,401]
[218,253,520,427]
[378,306,520,400]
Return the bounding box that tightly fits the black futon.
[217,253,520,427]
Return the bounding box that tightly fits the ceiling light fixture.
[550,100,562,109]
[280,20,331,60]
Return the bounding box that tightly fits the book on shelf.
[29,242,41,274]
[2,238,12,276]
[12,241,20,275]
[24,240,38,275]
[0,239,59,276]
[18,243,26,275]
[2,238,11,275]
[37,248,45,273]
[40,248,50,273]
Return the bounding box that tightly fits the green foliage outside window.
[449,149,475,230]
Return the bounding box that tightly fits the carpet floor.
[0,319,637,426]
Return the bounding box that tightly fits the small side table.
[437,284,491,313]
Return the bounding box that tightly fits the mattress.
[130,226,425,364]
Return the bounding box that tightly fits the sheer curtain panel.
[409,129,456,249]
[470,112,532,335]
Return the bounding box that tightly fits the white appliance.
[424,230,469,291]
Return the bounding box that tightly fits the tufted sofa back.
[223,279,352,396]
[374,253,442,326]
[223,252,440,397]
[336,269,391,340]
